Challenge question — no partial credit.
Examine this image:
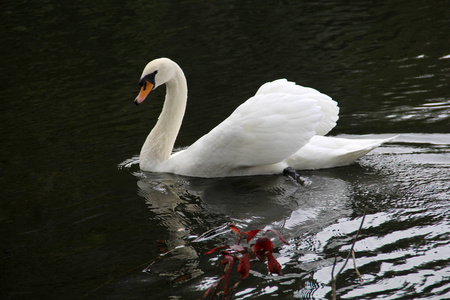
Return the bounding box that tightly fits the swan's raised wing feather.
[169,92,322,176]
[256,79,339,135]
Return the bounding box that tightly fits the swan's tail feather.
[286,135,397,170]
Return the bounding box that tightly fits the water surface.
[1,0,449,299]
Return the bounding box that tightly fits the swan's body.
[134,58,393,177]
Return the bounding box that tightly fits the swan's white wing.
[256,79,339,135]
[168,93,322,177]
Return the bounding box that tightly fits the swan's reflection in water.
[134,166,367,285]
[136,177,203,281]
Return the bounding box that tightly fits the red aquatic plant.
[203,224,289,299]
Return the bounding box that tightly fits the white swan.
[134,58,392,177]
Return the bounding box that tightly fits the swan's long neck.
[140,66,187,169]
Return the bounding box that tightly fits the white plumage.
[134,58,393,177]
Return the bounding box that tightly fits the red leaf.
[245,229,262,243]
[223,256,234,296]
[204,245,227,255]
[228,224,241,234]
[230,244,245,252]
[255,236,273,252]
[266,229,290,245]
[253,236,273,261]
[222,254,234,272]
[224,253,233,261]
[237,253,251,279]
[267,252,282,275]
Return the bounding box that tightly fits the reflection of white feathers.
[136,58,393,177]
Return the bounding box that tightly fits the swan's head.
[134,58,179,105]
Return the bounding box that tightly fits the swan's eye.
[145,71,158,85]
[139,70,158,90]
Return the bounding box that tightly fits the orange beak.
[134,81,154,105]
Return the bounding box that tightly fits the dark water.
[1,1,449,299]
